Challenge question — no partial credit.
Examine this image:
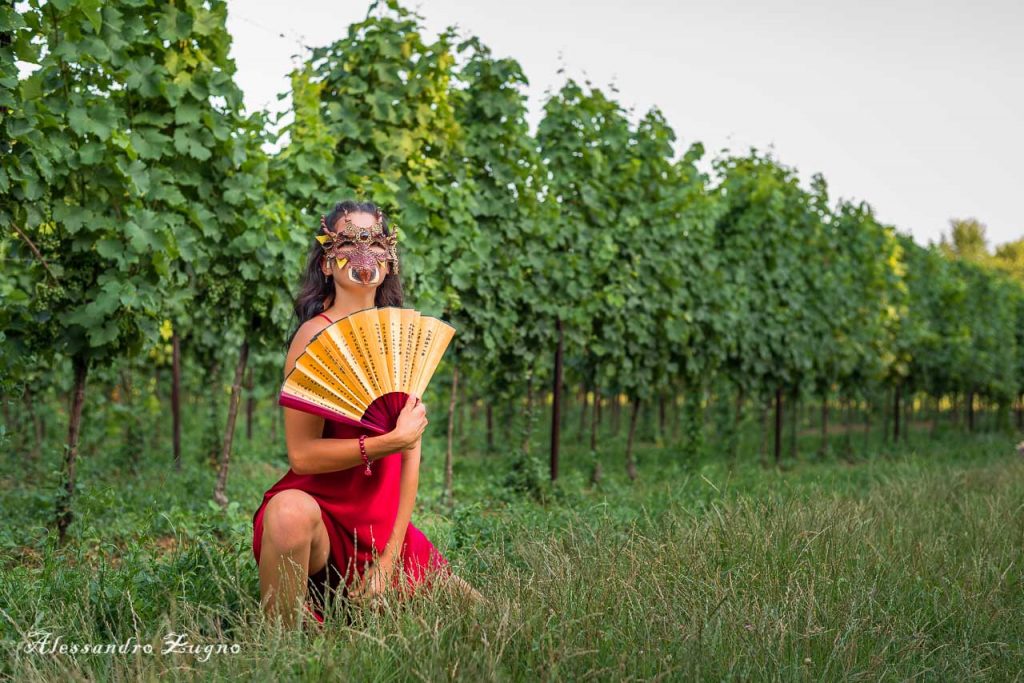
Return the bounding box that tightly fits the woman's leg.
[258,489,331,628]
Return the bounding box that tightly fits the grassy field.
[1,403,1022,681]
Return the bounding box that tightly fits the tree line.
[2,0,1022,543]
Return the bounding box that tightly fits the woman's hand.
[390,394,427,451]
[349,554,397,606]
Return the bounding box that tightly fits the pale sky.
[226,0,1024,249]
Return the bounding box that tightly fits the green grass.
[1,401,1022,681]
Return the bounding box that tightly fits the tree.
[449,36,555,474]
[939,217,990,264]
[537,79,639,479]
[993,238,1024,283]
[711,150,827,463]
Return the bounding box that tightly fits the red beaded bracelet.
[359,434,372,476]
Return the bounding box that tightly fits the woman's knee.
[262,490,323,551]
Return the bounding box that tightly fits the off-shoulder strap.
[317,313,333,324]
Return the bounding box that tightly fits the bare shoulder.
[283,317,332,378]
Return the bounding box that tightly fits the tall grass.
[1,402,1021,680]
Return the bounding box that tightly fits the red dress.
[252,313,452,621]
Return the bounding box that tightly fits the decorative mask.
[316,209,399,285]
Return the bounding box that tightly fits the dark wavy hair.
[287,199,404,347]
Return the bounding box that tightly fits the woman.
[252,199,483,628]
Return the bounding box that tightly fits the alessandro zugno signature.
[20,629,241,661]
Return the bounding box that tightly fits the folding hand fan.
[278,307,456,435]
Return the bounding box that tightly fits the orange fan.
[278,307,456,435]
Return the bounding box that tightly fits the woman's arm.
[281,319,426,475]
[380,438,422,564]
[284,396,426,475]
[350,438,422,603]
[284,407,404,475]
